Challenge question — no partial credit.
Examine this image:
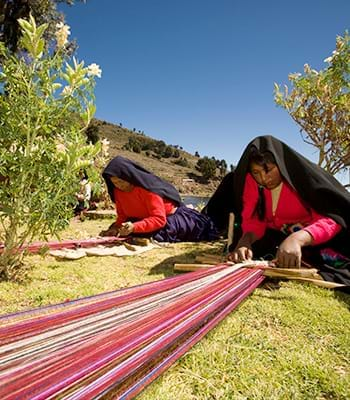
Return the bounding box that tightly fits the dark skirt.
[248,228,350,288]
[152,205,219,243]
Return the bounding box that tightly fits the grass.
[0,218,349,399]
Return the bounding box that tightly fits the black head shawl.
[204,135,350,232]
[201,171,235,232]
[235,135,350,229]
[102,156,182,205]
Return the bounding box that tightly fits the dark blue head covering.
[102,156,182,205]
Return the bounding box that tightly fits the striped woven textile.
[0,264,264,399]
[0,236,125,255]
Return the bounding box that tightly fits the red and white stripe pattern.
[0,236,125,255]
[0,263,264,399]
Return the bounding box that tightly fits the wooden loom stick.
[175,263,320,279]
[241,263,345,287]
[195,258,322,280]
[175,261,249,272]
[195,255,222,264]
[227,212,235,251]
[174,262,345,289]
[174,263,216,272]
[270,276,346,289]
[244,266,321,278]
[263,270,322,280]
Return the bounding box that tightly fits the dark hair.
[248,149,276,172]
[79,169,88,180]
[248,149,277,220]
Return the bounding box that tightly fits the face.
[250,162,282,190]
[110,176,134,192]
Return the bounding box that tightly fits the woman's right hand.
[227,232,256,263]
[99,222,119,237]
[228,245,253,263]
[99,228,118,237]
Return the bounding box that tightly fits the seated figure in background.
[99,156,219,242]
[74,170,92,218]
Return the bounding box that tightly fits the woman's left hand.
[276,230,313,268]
[119,221,134,236]
[276,236,302,267]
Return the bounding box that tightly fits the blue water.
[181,195,210,209]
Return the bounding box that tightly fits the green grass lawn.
[0,218,349,399]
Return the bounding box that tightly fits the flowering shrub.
[0,15,101,279]
[274,31,350,175]
[87,137,114,209]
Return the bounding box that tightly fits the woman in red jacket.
[204,135,350,286]
[99,156,219,242]
[228,149,342,268]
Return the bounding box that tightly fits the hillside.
[91,119,223,196]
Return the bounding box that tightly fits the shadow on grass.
[334,288,350,309]
[255,278,350,307]
[148,248,214,278]
[258,278,282,291]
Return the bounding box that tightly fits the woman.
[204,135,350,285]
[99,156,219,242]
[74,170,92,217]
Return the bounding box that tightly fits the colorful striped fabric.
[0,236,125,255]
[0,264,264,399]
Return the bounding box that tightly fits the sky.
[59,0,349,174]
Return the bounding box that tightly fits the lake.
[181,195,210,209]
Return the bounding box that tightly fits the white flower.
[61,86,73,96]
[55,22,71,48]
[101,138,110,147]
[101,138,110,156]
[56,143,66,153]
[9,143,17,153]
[303,63,311,73]
[31,144,39,152]
[87,63,102,78]
[288,72,302,80]
[324,56,333,63]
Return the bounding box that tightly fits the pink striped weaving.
[0,264,264,399]
[0,236,126,255]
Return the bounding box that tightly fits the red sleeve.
[303,210,342,245]
[115,189,127,226]
[132,192,167,233]
[241,173,267,239]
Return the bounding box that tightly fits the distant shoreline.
[181,195,210,208]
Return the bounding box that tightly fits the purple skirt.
[152,205,219,243]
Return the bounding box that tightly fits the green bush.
[174,157,190,167]
[0,16,100,279]
[196,157,217,180]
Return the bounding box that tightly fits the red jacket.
[114,186,176,233]
[242,173,341,245]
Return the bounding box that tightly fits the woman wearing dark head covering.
[100,156,219,242]
[205,135,350,286]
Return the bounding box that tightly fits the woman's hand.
[99,222,119,237]
[227,232,257,263]
[277,230,313,268]
[118,221,134,236]
[99,228,118,237]
[228,245,253,263]
[276,237,302,267]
